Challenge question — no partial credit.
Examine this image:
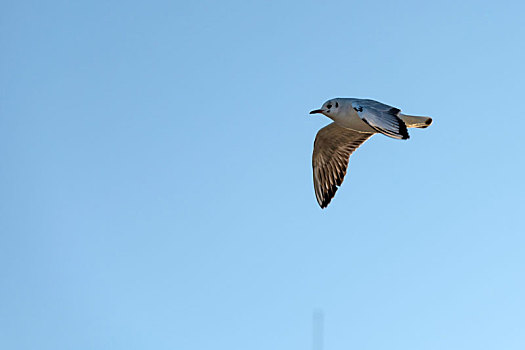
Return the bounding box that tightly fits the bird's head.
[309,99,342,118]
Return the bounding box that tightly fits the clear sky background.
[2,1,525,349]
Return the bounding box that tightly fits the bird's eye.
[327,104,332,109]
[335,102,338,108]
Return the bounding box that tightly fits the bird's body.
[310,98,432,208]
[321,98,376,133]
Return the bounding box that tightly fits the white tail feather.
[399,114,433,128]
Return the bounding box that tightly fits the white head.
[309,98,343,119]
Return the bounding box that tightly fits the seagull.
[310,98,432,208]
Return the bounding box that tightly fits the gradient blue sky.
[2,1,525,349]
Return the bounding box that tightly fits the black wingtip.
[398,118,410,140]
[389,107,401,115]
[319,184,338,209]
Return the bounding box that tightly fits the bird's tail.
[399,114,433,128]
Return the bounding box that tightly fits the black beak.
[309,109,323,115]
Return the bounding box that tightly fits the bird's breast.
[331,109,375,133]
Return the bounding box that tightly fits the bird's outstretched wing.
[312,123,373,208]
[351,100,409,140]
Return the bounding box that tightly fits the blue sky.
[2,1,525,349]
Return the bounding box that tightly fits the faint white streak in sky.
[313,309,324,350]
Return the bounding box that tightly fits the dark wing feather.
[312,123,373,208]
[352,101,409,140]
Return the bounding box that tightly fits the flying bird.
[310,98,432,208]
